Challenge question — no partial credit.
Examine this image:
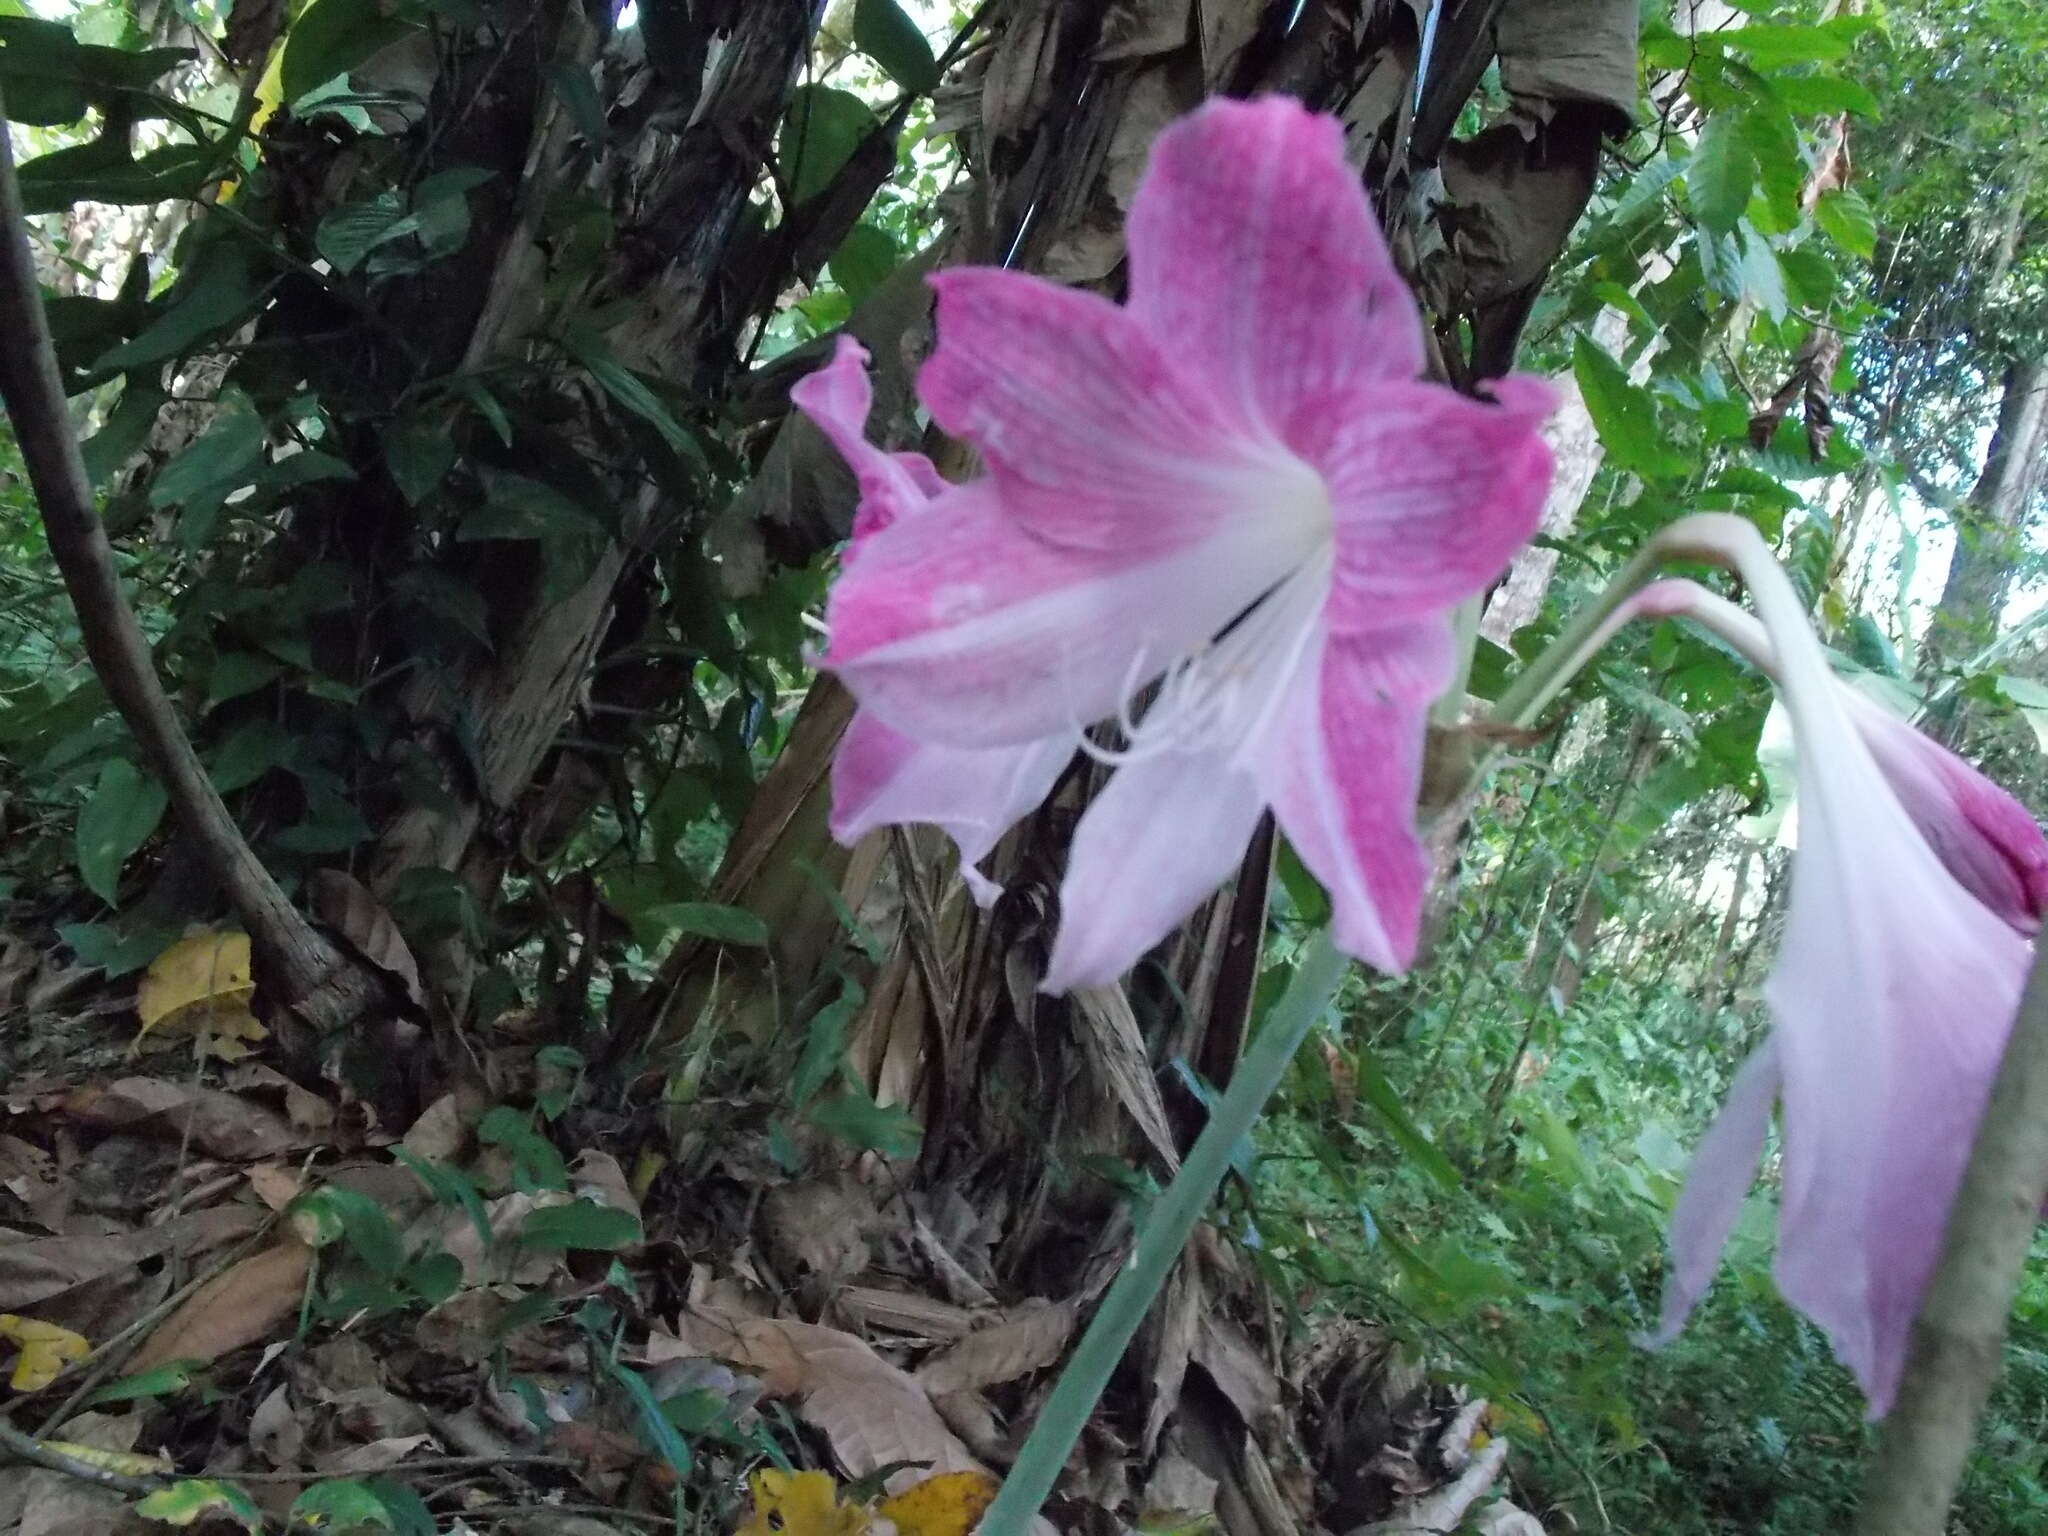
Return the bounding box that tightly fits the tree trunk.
[1922,354,2048,686]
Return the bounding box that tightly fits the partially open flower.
[796,96,1555,990]
[1612,556,2043,1414]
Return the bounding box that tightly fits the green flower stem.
[978,930,1349,1535]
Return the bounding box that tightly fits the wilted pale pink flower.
[1614,552,2043,1414]
[796,96,1555,990]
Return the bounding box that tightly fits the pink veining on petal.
[1260,620,1455,973]
[794,95,1556,988]
[1296,379,1558,632]
[1125,95,1426,424]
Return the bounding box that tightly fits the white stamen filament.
[1080,546,1333,769]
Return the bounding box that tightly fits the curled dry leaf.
[62,1077,302,1162]
[129,1239,313,1372]
[309,868,426,1010]
[654,1312,980,1492]
[911,1299,1076,1398]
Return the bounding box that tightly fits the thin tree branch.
[0,1417,165,1498]
[1852,936,2048,1535]
[0,90,366,1028]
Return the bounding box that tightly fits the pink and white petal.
[1846,691,2048,936]
[1761,618,2031,1414]
[832,711,1075,906]
[1125,96,1425,421]
[790,336,942,543]
[1301,379,1557,631]
[822,481,1305,749]
[1646,1045,1782,1345]
[920,268,1320,555]
[1042,749,1268,993]
[1260,620,1455,974]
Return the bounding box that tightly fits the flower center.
[1083,533,1334,771]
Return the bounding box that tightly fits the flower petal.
[821,481,1305,749]
[1647,1045,1781,1345]
[831,710,1075,906]
[790,336,943,542]
[1302,379,1556,630]
[1845,691,2048,936]
[1042,747,1267,993]
[919,268,1324,554]
[1260,620,1454,973]
[1125,96,1426,422]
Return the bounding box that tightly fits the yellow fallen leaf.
[0,1313,90,1390]
[136,932,264,1058]
[38,1439,172,1476]
[876,1470,1000,1536]
[738,1469,870,1536]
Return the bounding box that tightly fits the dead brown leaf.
[912,1299,1075,1398]
[62,1077,303,1162]
[317,1433,435,1474]
[130,1237,312,1370]
[400,1093,469,1164]
[249,1383,303,1467]
[0,1206,259,1314]
[656,1312,981,1492]
[245,1163,304,1212]
[1194,1313,1281,1428]
[225,1063,335,1138]
[309,868,425,1010]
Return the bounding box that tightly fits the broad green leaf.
[393,1147,492,1251]
[649,900,769,948]
[780,84,879,205]
[1571,335,1685,480]
[809,1088,923,1159]
[1769,72,1879,116]
[853,0,939,91]
[136,1479,263,1532]
[206,652,284,708]
[792,979,864,1107]
[80,379,166,484]
[280,0,420,105]
[1686,113,1753,236]
[316,190,407,274]
[291,1185,405,1275]
[0,17,87,124]
[59,917,181,977]
[1356,1049,1460,1192]
[290,1479,395,1530]
[96,246,255,371]
[1714,17,1869,67]
[1813,187,1876,259]
[148,407,264,511]
[76,758,168,906]
[828,221,900,305]
[478,1106,568,1193]
[518,1199,642,1252]
[605,1358,695,1479]
[383,411,458,504]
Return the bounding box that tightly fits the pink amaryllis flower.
[1610,552,2044,1413]
[794,95,1555,991]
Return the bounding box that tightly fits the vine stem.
[978,931,1349,1535]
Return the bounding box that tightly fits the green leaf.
[808,1088,923,1159]
[780,84,879,205]
[316,190,407,274]
[1571,335,1685,480]
[1769,72,1879,117]
[84,1358,200,1406]
[290,1479,395,1530]
[605,1358,695,1479]
[827,221,900,305]
[852,0,939,91]
[292,1185,406,1275]
[792,979,864,1107]
[1813,187,1876,259]
[0,17,87,125]
[393,1147,492,1251]
[148,407,264,512]
[519,1199,642,1252]
[1356,1048,1461,1192]
[648,900,769,948]
[383,410,458,504]
[280,0,420,104]
[136,1480,263,1532]
[1714,17,1869,67]
[76,758,168,905]
[59,917,180,977]
[96,246,255,371]
[80,379,166,484]
[478,1106,568,1193]
[1686,113,1753,236]
[560,324,697,457]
